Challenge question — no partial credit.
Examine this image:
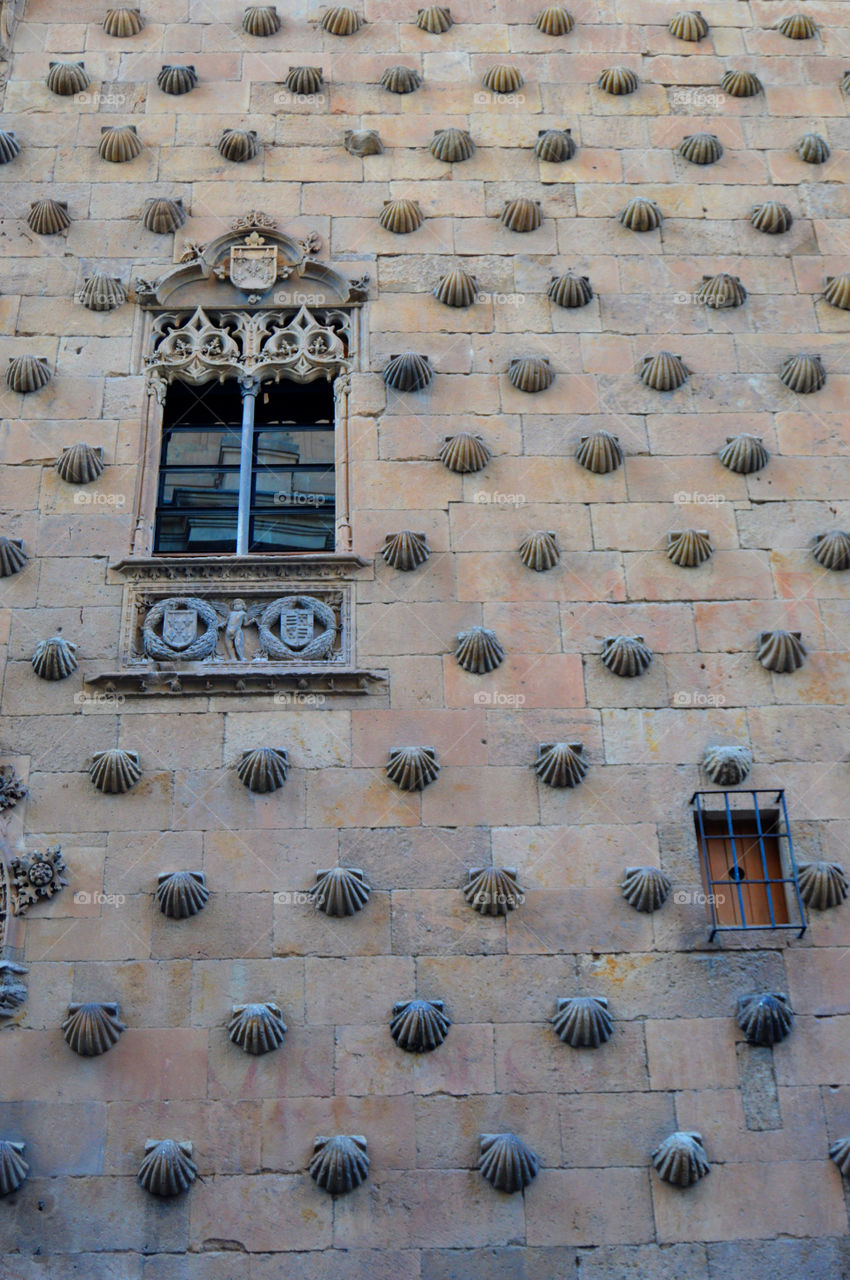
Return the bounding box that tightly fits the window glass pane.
[250,510,335,553]
[154,365,337,555]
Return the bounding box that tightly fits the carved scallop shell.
[718,433,768,474]
[438,432,490,473]
[667,529,712,568]
[796,133,830,164]
[737,992,793,1045]
[0,1141,28,1196]
[89,749,142,795]
[138,1140,197,1197]
[143,197,186,233]
[478,1133,538,1193]
[758,630,806,673]
[155,870,209,919]
[549,272,592,308]
[640,352,689,391]
[722,69,763,97]
[482,65,524,93]
[507,355,554,393]
[551,996,612,1048]
[61,1001,125,1056]
[669,10,708,40]
[78,272,127,312]
[464,866,522,916]
[829,1137,850,1177]
[0,538,27,577]
[27,198,71,236]
[777,13,817,39]
[383,352,432,391]
[576,430,623,474]
[697,272,746,309]
[536,5,574,36]
[309,1135,369,1195]
[321,6,363,35]
[843,71,850,96]
[703,744,752,786]
[243,6,281,36]
[434,267,478,308]
[236,747,289,793]
[386,746,439,791]
[598,66,638,95]
[780,353,826,394]
[535,128,575,162]
[104,8,144,36]
[797,861,848,911]
[218,129,259,163]
[430,128,473,163]
[602,635,652,678]
[47,61,91,96]
[284,66,323,95]
[379,198,423,234]
[535,742,588,788]
[56,443,104,484]
[157,65,199,95]
[228,1001,287,1054]
[380,66,422,94]
[381,530,431,571]
[652,1132,710,1187]
[679,132,722,165]
[390,998,450,1052]
[519,530,559,572]
[621,866,671,913]
[455,626,504,674]
[6,355,51,394]
[751,201,792,234]
[619,197,661,232]
[813,531,850,571]
[344,129,383,156]
[98,124,142,163]
[309,866,371,916]
[32,635,78,681]
[416,6,452,33]
[500,197,542,233]
[0,130,20,165]
[824,274,850,310]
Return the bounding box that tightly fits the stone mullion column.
[236,375,260,555]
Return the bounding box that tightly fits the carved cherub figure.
[219,598,262,662]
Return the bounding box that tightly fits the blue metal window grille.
[691,789,806,941]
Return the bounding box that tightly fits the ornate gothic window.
[151,323,340,554]
[85,213,384,697]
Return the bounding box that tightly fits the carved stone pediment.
[135,211,369,309]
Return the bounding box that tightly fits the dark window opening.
[154,378,336,554]
[691,789,806,940]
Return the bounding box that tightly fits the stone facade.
[1,0,850,1276]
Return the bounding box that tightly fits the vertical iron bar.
[724,791,747,925]
[693,795,718,941]
[751,791,776,928]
